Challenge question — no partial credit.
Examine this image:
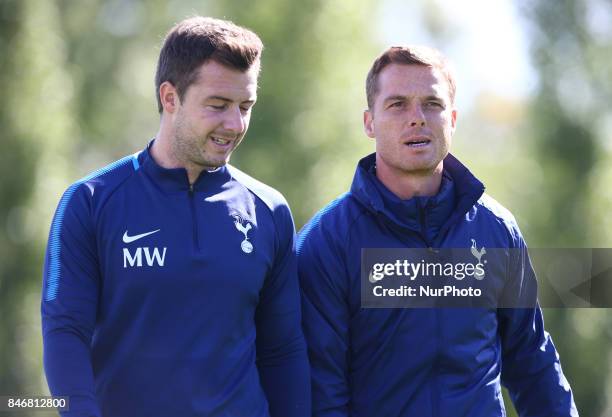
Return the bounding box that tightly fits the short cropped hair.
[155,16,263,113]
[365,46,456,109]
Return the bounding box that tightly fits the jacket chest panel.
[96,191,272,308]
[347,216,508,355]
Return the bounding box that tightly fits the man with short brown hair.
[298,45,577,416]
[42,16,310,417]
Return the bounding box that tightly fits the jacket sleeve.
[41,184,102,417]
[498,234,578,417]
[255,203,311,417]
[297,217,351,417]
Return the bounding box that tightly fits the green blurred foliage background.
[0,0,610,416]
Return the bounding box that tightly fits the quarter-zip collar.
[350,153,485,244]
[138,140,231,193]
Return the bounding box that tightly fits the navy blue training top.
[42,143,311,417]
[297,153,577,417]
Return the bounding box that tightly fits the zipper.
[188,183,200,250]
[432,308,440,417]
[418,200,440,417]
[418,201,436,251]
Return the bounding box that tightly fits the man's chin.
[204,160,228,170]
[198,151,232,170]
[397,160,442,176]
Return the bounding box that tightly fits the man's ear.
[364,109,375,139]
[159,81,179,114]
[451,107,457,134]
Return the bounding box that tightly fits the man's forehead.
[378,64,450,97]
[196,80,258,97]
[190,62,258,99]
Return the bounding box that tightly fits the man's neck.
[375,162,443,200]
[151,127,204,186]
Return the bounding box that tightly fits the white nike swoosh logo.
[122,229,161,244]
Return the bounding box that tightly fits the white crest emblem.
[233,214,253,254]
[470,238,486,279]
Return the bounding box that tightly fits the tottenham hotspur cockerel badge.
[232,214,254,254]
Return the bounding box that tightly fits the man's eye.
[208,104,226,110]
[239,106,252,114]
[389,102,404,108]
[427,101,443,108]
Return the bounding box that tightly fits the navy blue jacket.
[297,153,577,417]
[42,144,311,417]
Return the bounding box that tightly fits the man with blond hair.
[298,46,577,416]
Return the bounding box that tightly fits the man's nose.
[223,106,246,133]
[408,103,426,127]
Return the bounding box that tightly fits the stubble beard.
[395,159,439,178]
[173,115,226,171]
[403,135,450,176]
[379,142,440,178]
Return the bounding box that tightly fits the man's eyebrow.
[382,94,445,103]
[382,95,407,103]
[205,96,232,102]
[205,95,256,104]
